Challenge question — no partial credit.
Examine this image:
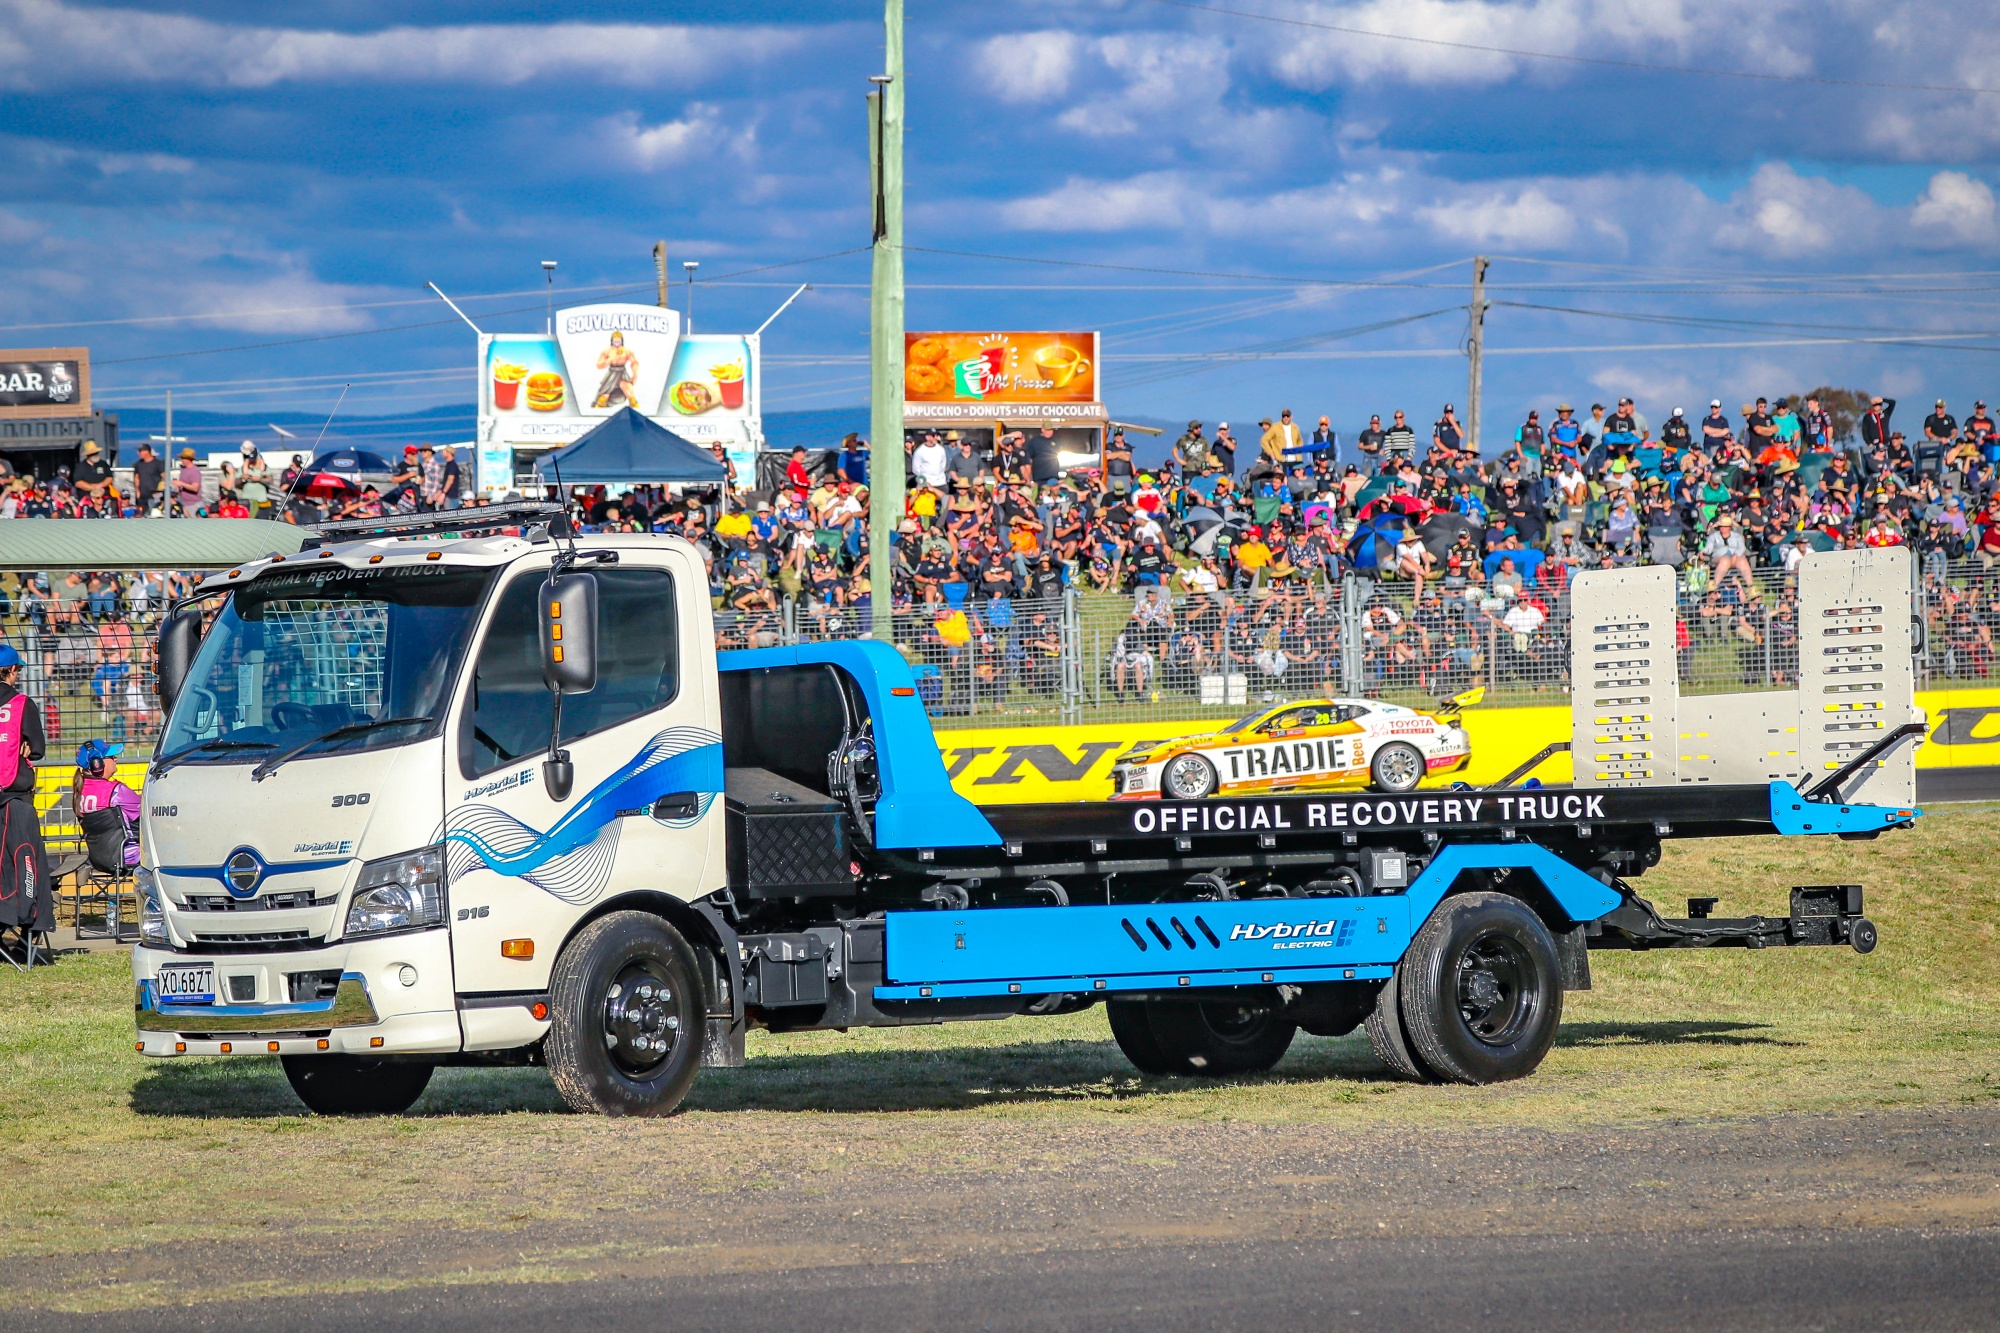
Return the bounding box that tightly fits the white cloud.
[997,172,1187,231]
[602,106,753,172]
[1709,163,1877,258]
[973,32,1082,102]
[0,0,812,90]
[1419,186,1575,248]
[1910,170,1998,244]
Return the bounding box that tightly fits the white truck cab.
[136,510,727,1112]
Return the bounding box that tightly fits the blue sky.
[4,0,2000,451]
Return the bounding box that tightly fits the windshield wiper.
[151,738,277,777]
[250,716,432,782]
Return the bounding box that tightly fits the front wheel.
[1397,891,1563,1084]
[1161,753,1218,799]
[1109,998,1296,1076]
[281,1055,433,1115]
[1370,741,1425,794]
[546,910,705,1116]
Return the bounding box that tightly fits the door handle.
[651,791,701,819]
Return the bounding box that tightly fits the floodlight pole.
[867,0,905,645]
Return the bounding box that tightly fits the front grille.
[188,930,319,953]
[180,891,332,912]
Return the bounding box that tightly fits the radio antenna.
[278,382,350,515]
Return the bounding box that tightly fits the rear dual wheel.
[1367,892,1563,1085]
[1108,997,1296,1076]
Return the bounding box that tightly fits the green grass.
[1,809,1996,1292]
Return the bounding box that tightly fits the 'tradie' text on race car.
[1109,691,1479,800]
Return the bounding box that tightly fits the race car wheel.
[1111,998,1296,1077]
[1161,753,1219,800]
[1370,741,1426,794]
[282,1056,433,1116]
[1397,892,1563,1085]
[546,910,705,1117]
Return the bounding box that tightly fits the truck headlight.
[344,846,446,938]
[137,867,167,948]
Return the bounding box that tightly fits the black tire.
[546,910,705,1117]
[281,1055,433,1115]
[1288,981,1379,1038]
[1110,998,1296,1077]
[1363,970,1437,1082]
[1398,891,1563,1085]
[1161,753,1218,800]
[1370,741,1426,794]
[1106,998,1178,1075]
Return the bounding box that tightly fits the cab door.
[444,552,723,998]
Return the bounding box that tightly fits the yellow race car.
[1110,691,1479,800]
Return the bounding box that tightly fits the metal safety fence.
[10,555,1998,761]
[718,554,2000,730]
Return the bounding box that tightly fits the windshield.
[158,564,496,768]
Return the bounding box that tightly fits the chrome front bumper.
[135,972,380,1034]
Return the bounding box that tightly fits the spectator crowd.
[10,388,2000,722]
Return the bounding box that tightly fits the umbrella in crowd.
[1345,508,1411,572]
[298,471,359,499]
[304,447,396,482]
[1180,505,1225,557]
[1417,510,1482,560]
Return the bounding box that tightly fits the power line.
[902,245,1468,288]
[1146,0,2000,96]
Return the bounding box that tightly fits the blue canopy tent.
[531,407,728,487]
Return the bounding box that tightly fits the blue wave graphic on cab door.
[442,727,722,904]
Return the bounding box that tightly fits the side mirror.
[157,605,204,712]
[538,572,598,694]
[538,572,597,801]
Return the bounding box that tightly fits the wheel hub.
[603,967,681,1073]
[1455,934,1531,1045]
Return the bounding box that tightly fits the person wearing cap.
[1660,406,1692,454]
[72,739,140,867]
[1433,403,1463,456]
[132,441,164,515]
[1211,422,1238,477]
[1608,396,1649,442]
[910,429,948,490]
[1923,397,1957,456]
[173,447,203,517]
[1102,427,1133,495]
[1173,420,1211,475]
[235,440,273,518]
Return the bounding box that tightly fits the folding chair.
[57,806,139,943]
[0,801,54,971]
